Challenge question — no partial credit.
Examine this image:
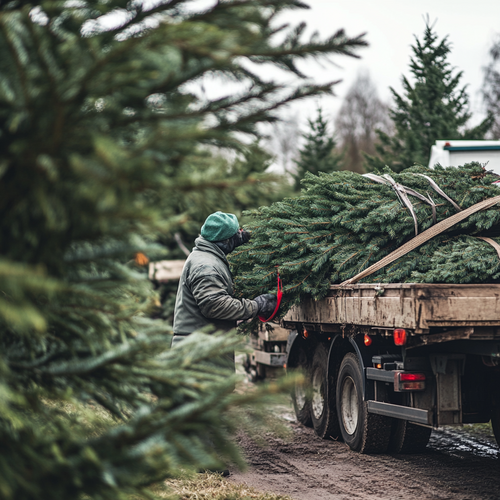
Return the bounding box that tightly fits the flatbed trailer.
[276,283,500,453]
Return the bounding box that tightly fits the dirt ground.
[229,406,500,500]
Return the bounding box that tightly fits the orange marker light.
[303,329,309,339]
[363,334,372,346]
[393,328,407,346]
[134,252,149,266]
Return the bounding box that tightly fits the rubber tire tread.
[310,343,341,440]
[491,409,500,448]
[389,420,432,453]
[291,348,312,428]
[336,353,392,454]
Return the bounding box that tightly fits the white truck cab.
[428,140,500,174]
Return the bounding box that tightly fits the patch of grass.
[462,422,496,439]
[161,473,293,500]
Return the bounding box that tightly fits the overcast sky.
[275,0,500,128]
[99,1,500,131]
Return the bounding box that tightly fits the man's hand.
[240,229,251,244]
[254,293,277,318]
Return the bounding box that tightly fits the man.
[172,211,277,346]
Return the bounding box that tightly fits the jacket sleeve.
[189,270,258,321]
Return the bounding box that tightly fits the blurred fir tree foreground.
[0,0,366,498]
[231,163,500,323]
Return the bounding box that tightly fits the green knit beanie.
[201,211,240,242]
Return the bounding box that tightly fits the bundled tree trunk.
[231,163,500,315]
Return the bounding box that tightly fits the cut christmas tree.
[230,163,500,317]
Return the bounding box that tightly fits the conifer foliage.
[366,23,492,172]
[161,140,292,259]
[293,107,342,190]
[0,1,366,498]
[231,163,500,317]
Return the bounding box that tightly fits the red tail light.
[364,334,372,346]
[394,372,426,391]
[393,328,407,346]
[399,373,425,381]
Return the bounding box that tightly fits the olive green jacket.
[173,236,258,335]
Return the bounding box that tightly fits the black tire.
[389,420,432,453]
[336,352,392,453]
[244,354,264,383]
[491,409,500,448]
[291,348,312,427]
[310,343,341,440]
[256,363,266,380]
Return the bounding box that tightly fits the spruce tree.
[293,107,342,190]
[0,1,367,498]
[366,23,492,172]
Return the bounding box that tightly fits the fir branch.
[0,12,30,106]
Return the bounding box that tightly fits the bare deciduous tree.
[483,35,500,139]
[266,112,301,175]
[335,71,392,173]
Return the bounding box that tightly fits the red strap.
[258,270,283,323]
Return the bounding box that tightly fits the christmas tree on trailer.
[231,163,500,322]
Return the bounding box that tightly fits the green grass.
[461,422,495,439]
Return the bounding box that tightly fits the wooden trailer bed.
[282,283,500,334]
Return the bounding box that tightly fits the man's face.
[215,229,251,254]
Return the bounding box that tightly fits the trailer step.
[366,367,395,383]
[367,401,431,425]
[254,350,286,367]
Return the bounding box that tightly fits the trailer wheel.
[491,410,500,447]
[389,420,431,453]
[243,354,265,383]
[291,348,312,427]
[310,343,341,440]
[336,353,392,453]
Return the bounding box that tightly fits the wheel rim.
[295,382,307,410]
[311,369,325,419]
[341,375,359,435]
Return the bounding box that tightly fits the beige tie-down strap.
[340,194,500,286]
[476,236,500,259]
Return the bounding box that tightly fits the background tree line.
[271,22,500,183]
